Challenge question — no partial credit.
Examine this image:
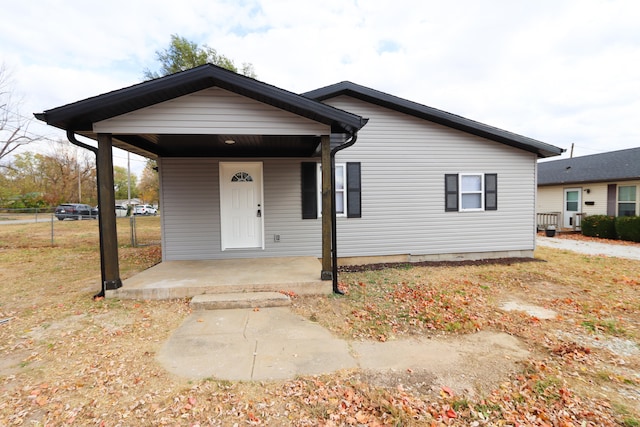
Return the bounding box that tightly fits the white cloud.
[1,0,639,166]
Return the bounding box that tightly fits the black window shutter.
[346,162,361,218]
[445,174,459,212]
[301,162,317,219]
[607,184,617,216]
[485,174,498,211]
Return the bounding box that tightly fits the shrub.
[616,216,640,243]
[581,215,616,239]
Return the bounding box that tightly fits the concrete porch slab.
[107,256,331,300]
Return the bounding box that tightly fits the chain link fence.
[0,207,56,223]
[0,208,161,248]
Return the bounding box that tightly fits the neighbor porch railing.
[537,212,584,232]
[573,213,583,231]
[536,212,560,231]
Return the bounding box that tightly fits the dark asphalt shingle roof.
[35,64,368,136]
[538,147,640,185]
[303,81,564,158]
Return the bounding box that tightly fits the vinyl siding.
[537,186,564,214]
[160,95,541,261]
[326,96,538,257]
[94,87,329,135]
[160,157,321,261]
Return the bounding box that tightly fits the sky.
[2,0,640,176]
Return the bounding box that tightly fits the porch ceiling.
[108,133,323,158]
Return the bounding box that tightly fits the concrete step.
[190,291,291,310]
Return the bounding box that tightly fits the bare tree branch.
[0,63,44,166]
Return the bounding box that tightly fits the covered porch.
[35,64,368,298]
[108,256,330,300]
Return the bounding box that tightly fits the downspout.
[329,131,358,294]
[66,130,105,299]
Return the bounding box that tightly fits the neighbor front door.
[563,188,581,228]
[219,162,264,250]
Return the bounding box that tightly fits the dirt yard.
[1,221,640,426]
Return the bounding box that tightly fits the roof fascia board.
[303,82,563,158]
[36,65,367,135]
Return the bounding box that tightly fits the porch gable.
[93,87,330,136]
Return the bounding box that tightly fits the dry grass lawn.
[1,219,640,426]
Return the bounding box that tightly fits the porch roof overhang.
[34,64,368,159]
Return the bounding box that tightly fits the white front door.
[219,162,264,250]
[563,188,581,228]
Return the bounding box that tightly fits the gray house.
[538,148,640,229]
[36,64,563,295]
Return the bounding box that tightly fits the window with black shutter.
[301,162,361,219]
[445,173,497,212]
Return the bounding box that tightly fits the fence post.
[51,213,54,246]
[130,214,137,247]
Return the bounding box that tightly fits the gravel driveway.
[537,236,640,260]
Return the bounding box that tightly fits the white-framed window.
[459,173,484,211]
[618,185,637,217]
[317,163,347,217]
[445,173,497,212]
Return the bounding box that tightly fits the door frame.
[219,161,264,251]
[563,187,582,228]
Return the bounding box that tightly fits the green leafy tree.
[1,142,97,207]
[143,34,256,79]
[113,165,138,200]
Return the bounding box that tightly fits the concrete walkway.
[156,238,640,384]
[157,307,529,385]
[537,236,640,260]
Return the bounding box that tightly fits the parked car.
[54,203,97,220]
[95,205,128,217]
[133,204,157,216]
[115,205,128,217]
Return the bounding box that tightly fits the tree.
[1,141,97,207]
[114,165,138,200]
[0,63,43,168]
[137,159,159,204]
[143,34,256,79]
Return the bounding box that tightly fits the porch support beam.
[97,133,122,293]
[320,135,332,280]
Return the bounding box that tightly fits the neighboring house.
[35,64,563,294]
[537,148,640,229]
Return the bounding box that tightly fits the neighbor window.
[445,173,497,212]
[618,185,637,216]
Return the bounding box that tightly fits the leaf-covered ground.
[1,220,640,426]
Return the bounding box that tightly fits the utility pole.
[77,148,82,203]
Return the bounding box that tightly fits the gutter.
[67,129,97,154]
[329,132,358,294]
[66,130,106,299]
